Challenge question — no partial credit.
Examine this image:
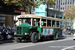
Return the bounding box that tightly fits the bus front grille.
[17,27,21,34]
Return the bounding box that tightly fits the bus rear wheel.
[31,32,38,43]
[51,33,58,40]
[54,33,59,40]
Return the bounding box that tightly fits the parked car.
[71,30,75,34]
[65,29,71,35]
[0,28,14,41]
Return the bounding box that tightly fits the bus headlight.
[14,32,16,35]
[25,33,28,35]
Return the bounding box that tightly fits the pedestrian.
[7,25,11,30]
[63,28,66,35]
[12,24,17,32]
[2,23,6,30]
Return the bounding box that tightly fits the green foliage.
[64,5,75,21]
[46,0,56,6]
[3,0,56,14]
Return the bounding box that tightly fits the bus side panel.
[54,28,62,37]
[58,29,62,37]
[41,28,54,36]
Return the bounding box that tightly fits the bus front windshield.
[19,18,40,26]
[19,18,31,25]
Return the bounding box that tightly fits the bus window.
[52,20,55,27]
[32,18,40,26]
[41,19,46,26]
[24,18,31,25]
[57,21,59,27]
[47,20,51,26]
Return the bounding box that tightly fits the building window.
[73,0,74,4]
[61,3,62,5]
[63,3,64,5]
[63,7,64,10]
[61,8,62,10]
[61,0,62,2]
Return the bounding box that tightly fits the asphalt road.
[0,35,74,50]
[15,39,75,50]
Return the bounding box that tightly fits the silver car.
[65,29,71,35]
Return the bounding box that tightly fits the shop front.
[0,14,14,27]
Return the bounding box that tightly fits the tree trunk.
[27,6,30,14]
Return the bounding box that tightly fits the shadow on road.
[0,36,66,44]
[19,36,66,43]
[38,36,66,42]
[0,40,14,44]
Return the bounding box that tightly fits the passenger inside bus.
[52,20,55,27]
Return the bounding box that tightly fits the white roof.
[16,14,62,21]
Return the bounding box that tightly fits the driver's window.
[19,18,31,25]
[24,18,31,25]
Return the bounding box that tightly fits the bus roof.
[17,14,63,21]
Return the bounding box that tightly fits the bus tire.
[54,33,59,40]
[31,32,38,43]
[51,33,58,40]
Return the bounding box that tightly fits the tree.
[45,0,56,16]
[3,0,39,13]
[3,0,56,14]
[64,5,75,29]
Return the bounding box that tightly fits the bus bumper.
[14,35,30,39]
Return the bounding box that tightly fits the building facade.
[50,0,75,11]
[49,0,75,29]
[0,0,24,27]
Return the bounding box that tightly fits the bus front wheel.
[31,32,38,43]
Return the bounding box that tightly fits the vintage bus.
[14,14,62,43]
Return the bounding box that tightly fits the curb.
[0,40,14,44]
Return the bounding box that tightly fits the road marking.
[14,38,72,50]
[61,45,75,50]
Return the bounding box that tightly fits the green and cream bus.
[14,14,62,43]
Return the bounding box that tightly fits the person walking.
[2,23,6,30]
